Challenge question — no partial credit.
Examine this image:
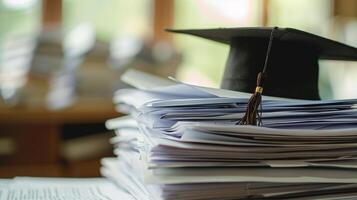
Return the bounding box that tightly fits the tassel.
[239,72,265,125]
[239,27,277,126]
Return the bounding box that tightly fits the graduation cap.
[167,27,357,125]
[167,27,357,100]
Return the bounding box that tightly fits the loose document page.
[0,177,135,200]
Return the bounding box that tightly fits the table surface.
[0,97,118,124]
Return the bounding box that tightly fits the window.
[63,0,152,41]
[173,0,262,87]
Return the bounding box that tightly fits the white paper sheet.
[0,178,134,200]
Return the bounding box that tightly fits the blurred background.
[0,0,357,178]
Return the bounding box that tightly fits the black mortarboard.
[167,27,357,100]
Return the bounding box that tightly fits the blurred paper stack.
[0,34,37,104]
[102,70,357,200]
[30,24,95,109]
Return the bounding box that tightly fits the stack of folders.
[101,70,357,200]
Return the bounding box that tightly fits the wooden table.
[0,97,118,178]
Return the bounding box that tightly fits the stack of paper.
[0,34,36,104]
[102,70,357,200]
